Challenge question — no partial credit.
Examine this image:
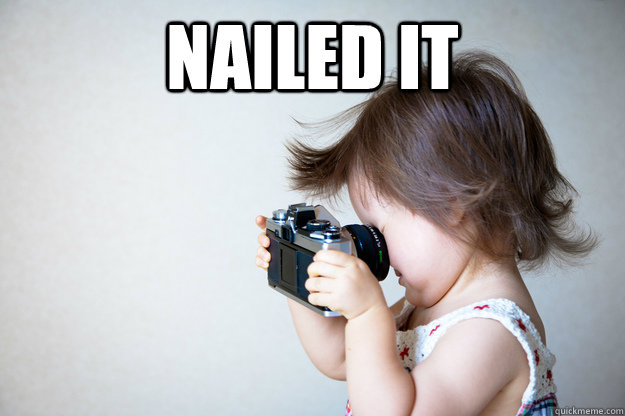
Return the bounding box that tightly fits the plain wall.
[1,1,623,414]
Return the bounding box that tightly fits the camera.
[266,203,390,317]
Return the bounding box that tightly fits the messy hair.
[287,50,596,268]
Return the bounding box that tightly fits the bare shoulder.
[389,296,406,316]
[410,318,529,415]
[513,296,546,345]
[462,272,548,346]
[491,292,547,345]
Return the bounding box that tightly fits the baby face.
[347,175,473,308]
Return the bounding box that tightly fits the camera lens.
[342,224,390,281]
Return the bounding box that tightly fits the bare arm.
[255,215,347,380]
[343,308,528,416]
[287,298,347,380]
[306,250,527,416]
[288,292,406,382]
[345,306,415,415]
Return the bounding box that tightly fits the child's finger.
[257,246,270,263]
[255,256,268,270]
[305,275,335,293]
[308,292,333,309]
[313,249,352,266]
[255,215,267,230]
[308,260,341,279]
[257,232,270,247]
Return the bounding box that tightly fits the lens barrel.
[343,224,390,281]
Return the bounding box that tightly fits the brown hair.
[287,50,596,268]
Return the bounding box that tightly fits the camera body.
[266,203,389,317]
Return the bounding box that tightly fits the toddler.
[254,51,595,416]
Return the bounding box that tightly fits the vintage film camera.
[266,203,390,317]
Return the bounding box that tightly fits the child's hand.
[255,215,271,270]
[306,250,387,321]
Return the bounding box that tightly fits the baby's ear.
[447,197,466,228]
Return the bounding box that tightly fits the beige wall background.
[1,1,623,415]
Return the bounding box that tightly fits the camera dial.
[306,219,331,231]
[322,226,341,240]
[272,209,288,222]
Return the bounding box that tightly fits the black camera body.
[266,203,390,317]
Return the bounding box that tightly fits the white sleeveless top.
[395,298,558,416]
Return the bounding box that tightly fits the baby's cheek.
[394,236,428,265]
[387,245,408,273]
